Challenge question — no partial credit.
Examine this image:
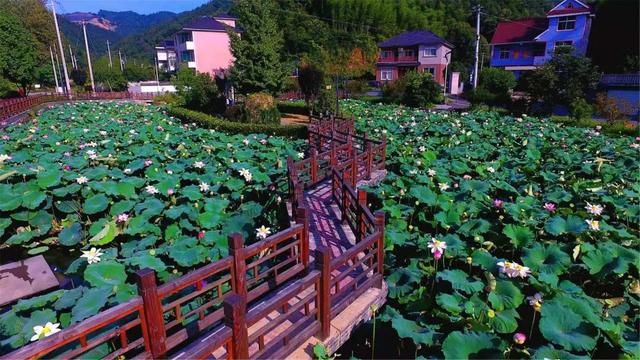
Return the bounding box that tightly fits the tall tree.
[0,11,39,95]
[229,0,290,95]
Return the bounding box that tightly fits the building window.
[558,16,576,30]
[499,49,510,59]
[381,50,393,59]
[181,51,194,62]
[422,48,437,57]
[178,32,193,43]
[380,70,393,80]
[424,67,435,75]
[399,49,415,58]
[513,50,520,59]
[554,41,573,50]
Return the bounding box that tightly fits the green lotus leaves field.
[341,100,639,358]
[0,102,303,350]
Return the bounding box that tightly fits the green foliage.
[169,106,307,138]
[172,67,224,114]
[0,77,17,98]
[569,98,593,121]
[0,11,39,95]
[470,68,516,105]
[0,101,305,351]
[400,71,443,107]
[277,101,309,115]
[314,87,338,115]
[313,343,336,360]
[123,62,155,82]
[341,99,639,358]
[229,0,290,95]
[93,57,127,91]
[70,69,88,87]
[522,48,600,107]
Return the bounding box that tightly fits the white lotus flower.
[99,130,107,136]
[487,166,496,173]
[427,169,436,177]
[30,322,61,341]
[419,146,426,152]
[585,202,604,216]
[0,154,12,163]
[298,152,305,159]
[86,150,95,156]
[497,261,531,279]
[239,168,252,182]
[585,219,600,231]
[199,182,210,192]
[145,185,159,194]
[193,161,205,169]
[256,225,271,240]
[76,176,88,184]
[80,247,103,264]
[243,139,249,145]
[438,183,450,191]
[124,168,132,174]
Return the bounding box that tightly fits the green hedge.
[168,106,308,138]
[277,102,309,115]
[551,116,639,136]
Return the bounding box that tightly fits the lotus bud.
[513,333,526,345]
[487,309,495,318]
[466,257,473,264]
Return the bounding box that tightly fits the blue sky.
[57,0,211,14]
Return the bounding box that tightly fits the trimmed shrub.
[569,98,593,121]
[152,93,184,107]
[169,106,307,138]
[278,102,309,115]
[244,92,280,124]
[401,71,443,107]
[314,87,337,115]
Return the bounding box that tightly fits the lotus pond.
[0,102,304,351]
[339,100,639,359]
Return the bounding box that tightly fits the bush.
[550,115,638,136]
[595,93,632,123]
[345,79,366,95]
[152,93,184,107]
[277,102,309,115]
[244,92,280,125]
[314,87,337,115]
[169,106,307,138]
[382,79,405,103]
[477,68,516,104]
[0,77,18,98]
[172,67,225,114]
[569,98,593,121]
[298,64,324,107]
[401,71,443,107]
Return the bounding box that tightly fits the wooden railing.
[1,113,386,360]
[0,92,159,122]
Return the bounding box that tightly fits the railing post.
[224,294,249,360]
[351,146,358,187]
[341,181,347,224]
[374,211,385,275]
[310,149,318,184]
[381,135,387,170]
[229,233,247,300]
[357,190,367,242]
[365,141,373,180]
[295,207,310,271]
[330,144,336,168]
[136,269,167,359]
[316,246,332,340]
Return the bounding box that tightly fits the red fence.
[0,92,158,122]
[1,114,386,360]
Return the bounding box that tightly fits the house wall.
[489,43,539,68]
[537,14,591,60]
[417,44,451,66]
[192,31,234,76]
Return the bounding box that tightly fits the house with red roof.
[490,0,594,78]
[168,14,240,77]
[376,30,453,86]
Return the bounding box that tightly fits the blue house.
[489,0,594,79]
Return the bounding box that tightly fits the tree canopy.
[0,11,40,95]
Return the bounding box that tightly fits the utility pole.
[472,4,481,89]
[107,40,113,68]
[118,50,124,72]
[51,0,72,96]
[82,21,96,92]
[54,48,65,94]
[154,55,160,94]
[49,46,60,93]
[68,45,76,70]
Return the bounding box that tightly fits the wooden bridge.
[0,112,387,359]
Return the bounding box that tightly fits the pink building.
[171,14,240,77]
[376,30,453,87]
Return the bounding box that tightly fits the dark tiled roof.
[600,74,640,87]
[184,17,234,31]
[490,18,548,44]
[378,30,452,48]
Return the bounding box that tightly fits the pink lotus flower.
[64,152,72,157]
[543,203,556,212]
[433,249,443,260]
[493,199,504,208]
[144,159,153,167]
[167,188,175,195]
[63,165,71,171]
[197,231,206,239]
[1,135,9,141]
[513,333,526,345]
[116,213,129,223]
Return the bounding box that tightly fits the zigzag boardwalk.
[0,113,387,360]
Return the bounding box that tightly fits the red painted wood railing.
[1,114,386,360]
[0,92,159,122]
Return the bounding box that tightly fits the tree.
[124,61,155,82]
[401,71,443,108]
[0,12,39,95]
[93,57,127,91]
[71,68,88,87]
[172,66,223,114]
[229,0,290,95]
[298,64,324,108]
[470,68,516,105]
[522,47,600,107]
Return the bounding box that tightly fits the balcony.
[377,55,419,64]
